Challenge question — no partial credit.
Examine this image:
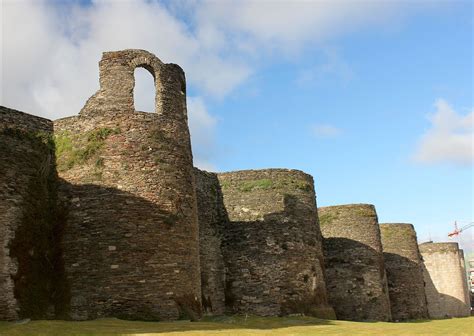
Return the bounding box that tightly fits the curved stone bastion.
[380,223,428,320]
[419,242,470,318]
[0,108,58,321]
[53,50,201,321]
[216,169,334,318]
[318,204,391,321]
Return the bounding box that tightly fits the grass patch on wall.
[319,213,338,227]
[55,127,120,172]
[238,179,273,192]
[225,178,312,193]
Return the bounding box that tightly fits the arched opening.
[133,67,155,112]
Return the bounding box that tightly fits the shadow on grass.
[0,315,335,335]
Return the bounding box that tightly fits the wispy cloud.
[413,99,473,166]
[1,0,447,169]
[311,123,343,138]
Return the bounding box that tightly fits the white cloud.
[414,99,473,166]
[187,96,217,170]
[1,0,447,168]
[192,0,438,54]
[311,123,343,138]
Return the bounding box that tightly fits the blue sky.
[1,0,472,251]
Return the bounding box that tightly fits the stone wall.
[419,242,470,318]
[194,169,227,315]
[53,49,201,321]
[0,107,59,320]
[217,169,334,318]
[319,204,391,321]
[380,223,428,320]
[459,250,471,310]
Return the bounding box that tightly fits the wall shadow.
[421,262,470,319]
[55,179,201,321]
[383,252,428,321]
[322,237,391,322]
[221,194,332,318]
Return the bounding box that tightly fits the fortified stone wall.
[217,169,334,318]
[194,169,227,315]
[459,250,471,309]
[380,223,428,320]
[419,242,470,318]
[53,50,201,321]
[319,204,391,321]
[0,107,59,320]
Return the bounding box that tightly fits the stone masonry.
[217,169,335,318]
[319,204,392,321]
[1,49,470,323]
[380,223,428,321]
[419,242,470,318]
[53,50,201,321]
[194,169,227,315]
[0,107,58,320]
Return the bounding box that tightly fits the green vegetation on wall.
[55,127,120,172]
[221,178,312,193]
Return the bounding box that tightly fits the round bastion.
[380,223,428,320]
[419,242,470,318]
[217,169,334,318]
[318,204,391,321]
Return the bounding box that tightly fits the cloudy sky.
[1,0,472,252]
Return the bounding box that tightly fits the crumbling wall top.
[80,49,186,118]
[419,242,460,254]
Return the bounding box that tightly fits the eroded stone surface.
[380,223,428,320]
[194,169,227,315]
[319,204,391,321]
[54,49,200,321]
[217,169,334,318]
[0,107,58,320]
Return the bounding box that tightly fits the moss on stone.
[55,127,120,172]
[319,213,338,227]
[238,179,273,192]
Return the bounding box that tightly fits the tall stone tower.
[319,204,391,321]
[54,50,201,320]
[380,223,428,320]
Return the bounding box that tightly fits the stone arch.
[80,49,187,120]
[132,65,157,113]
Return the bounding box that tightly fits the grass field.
[0,316,472,336]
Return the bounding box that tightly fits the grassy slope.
[0,316,473,336]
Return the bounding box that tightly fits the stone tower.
[216,169,335,318]
[380,223,428,320]
[54,50,201,320]
[419,242,470,318]
[319,204,391,321]
[0,108,57,320]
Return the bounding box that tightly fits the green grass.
[0,316,472,336]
